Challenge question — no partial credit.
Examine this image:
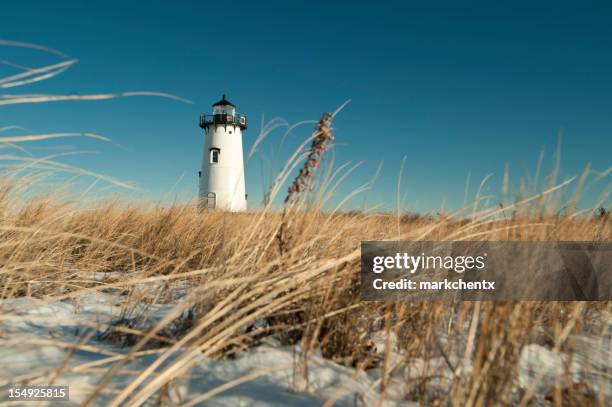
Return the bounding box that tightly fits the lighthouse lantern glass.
[213,105,235,115]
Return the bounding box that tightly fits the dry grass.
[1,170,610,406]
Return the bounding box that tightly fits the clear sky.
[2,1,611,213]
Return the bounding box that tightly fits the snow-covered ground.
[0,286,610,406]
[0,291,413,406]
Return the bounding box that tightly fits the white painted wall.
[199,123,247,211]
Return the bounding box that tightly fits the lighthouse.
[198,94,248,211]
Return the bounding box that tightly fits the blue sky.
[1,1,610,212]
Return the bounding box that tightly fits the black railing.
[199,113,248,129]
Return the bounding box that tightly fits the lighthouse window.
[210,148,220,164]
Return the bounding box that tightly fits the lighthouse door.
[206,192,216,209]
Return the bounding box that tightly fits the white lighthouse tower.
[198,94,248,211]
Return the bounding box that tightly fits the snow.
[0,293,610,405]
[518,332,612,400]
[0,294,413,406]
